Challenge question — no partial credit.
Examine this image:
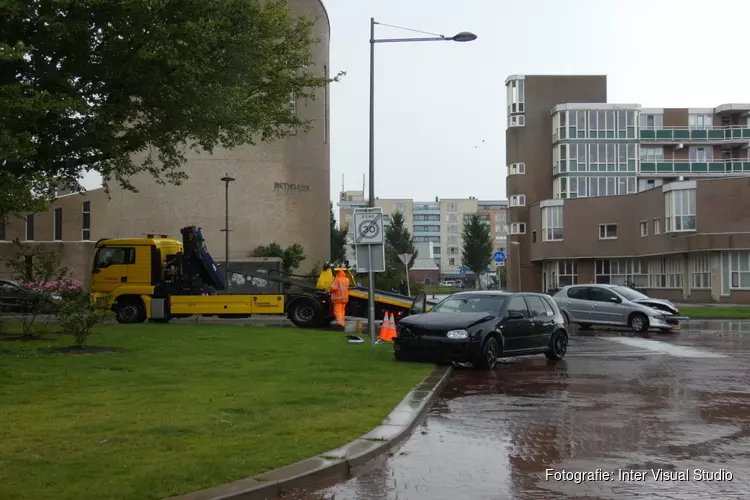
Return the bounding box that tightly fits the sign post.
[397,253,414,296]
[353,208,386,348]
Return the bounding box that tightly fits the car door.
[523,295,555,348]
[503,295,533,351]
[91,246,135,294]
[589,286,628,325]
[560,286,592,323]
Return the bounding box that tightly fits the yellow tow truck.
[89,226,434,328]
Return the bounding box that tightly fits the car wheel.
[545,331,568,361]
[288,299,322,328]
[475,336,500,370]
[116,300,146,324]
[628,312,649,333]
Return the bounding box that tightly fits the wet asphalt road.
[282,320,750,500]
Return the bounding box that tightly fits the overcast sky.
[82,0,750,204]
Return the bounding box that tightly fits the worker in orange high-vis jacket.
[330,269,350,327]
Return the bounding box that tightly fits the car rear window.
[567,287,588,300]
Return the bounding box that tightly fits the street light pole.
[367,18,476,342]
[220,174,236,291]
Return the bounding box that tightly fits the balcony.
[639,126,750,144]
[639,159,750,176]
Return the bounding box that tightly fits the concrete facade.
[505,73,750,303]
[0,0,331,284]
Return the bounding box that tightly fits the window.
[508,115,525,128]
[665,189,696,232]
[524,296,548,317]
[640,221,648,237]
[495,235,506,243]
[508,163,525,175]
[509,195,526,207]
[506,78,525,115]
[94,247,136,268]
[447,236,459,244]
[598,224,617,239]
[555,260,578,286]
[726,251,750,289]
[506,296,529,317]
[448,257,456,266]
[447,225,459,233]
[447,203,458,213]
[641,113,663,130]
[510,223,526,235]
[25,214,34,241]
[648,256,683,289]
[446,214,458,222]
[494,224,505,232]
[566,286,589,300]
[494,214,505,222]
[653,218,661,235]
[689,146,712,162]
[595,259,648,286]
[53,207,63,241]
[691,253,711,289]
[82,201,91,240]
[448,247,459,255]
[689,113,712,129]
[589,286,619,303]
[395,203,407,212]
[542,206,563,241]
[640,147,664,162]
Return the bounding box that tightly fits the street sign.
[355,243,385,273]
[353,208,384,245]
[493,251,506,264]
[459,267,467,276]
[397,253,414,266]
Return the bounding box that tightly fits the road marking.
[567,351,664,357]
[604,337,727,358]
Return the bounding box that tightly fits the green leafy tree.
[0,0,344,219]
[251,242,306,274]
[461,214,493,289]
[330,202,348,264]
[385,211,418,270]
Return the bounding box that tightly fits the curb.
[167,364,453,500]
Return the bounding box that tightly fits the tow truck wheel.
[115,299,146,324]
[288,298,323,328]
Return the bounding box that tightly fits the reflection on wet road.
[282,320,750,500]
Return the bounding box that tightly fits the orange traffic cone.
[378,312,397,342]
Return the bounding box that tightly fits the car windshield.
[430,296,507,316]
[611,286,649,301]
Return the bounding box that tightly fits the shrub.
[55,293,114,347]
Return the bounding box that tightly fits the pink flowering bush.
[22,279,84,297]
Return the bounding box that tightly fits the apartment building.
[505,74,750,303]
[337,191,508,283]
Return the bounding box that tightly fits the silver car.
[552,284,688,333]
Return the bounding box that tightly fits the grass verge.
[422,286,458,294]
[0,324,432,500]
[680,307,750,319]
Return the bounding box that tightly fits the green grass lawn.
[680,307,750,318]
[0,324,432,500]
[422,286,457,294]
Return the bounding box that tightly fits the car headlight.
[50,293,62,301]
[446,329,469,340]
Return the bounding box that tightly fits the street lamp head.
[221,174,236,183]
[449,31,477,42]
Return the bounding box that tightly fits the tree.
[330,202,348,264]
[496,265,508,289]
[385,211,418,271]
[461,214,493,289]
[251,242,306,274]
[0,0,343,219]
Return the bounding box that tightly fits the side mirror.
[507,311,525,320]
[609,296,621,303]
